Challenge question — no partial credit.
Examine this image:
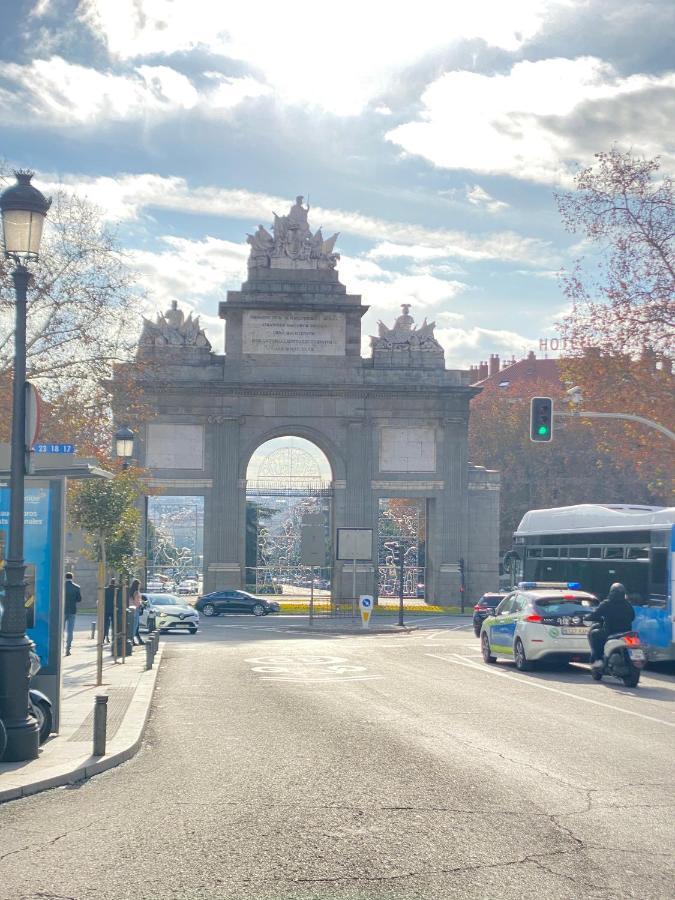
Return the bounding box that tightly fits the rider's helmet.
[608,583,627,601]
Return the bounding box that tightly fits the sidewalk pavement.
[0,617,163,804]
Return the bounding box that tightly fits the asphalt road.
[1,616,674,899]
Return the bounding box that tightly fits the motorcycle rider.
[586,582,635,670]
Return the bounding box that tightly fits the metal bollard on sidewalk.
[145,639,153,670]
[93,694,108,756]
[90,621,96,639]
[153,631,160,653]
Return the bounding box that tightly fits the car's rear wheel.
[202,603,216,617]
[481,632,496,664]
[252,603,265,617]
[514,638,531,671]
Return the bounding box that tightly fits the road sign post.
[336,528,373,618]
[359,595,373,629]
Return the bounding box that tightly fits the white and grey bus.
[508,504,675,661]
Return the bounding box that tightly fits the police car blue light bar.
[517,581,583,590]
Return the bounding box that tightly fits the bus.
[508,504,674,661]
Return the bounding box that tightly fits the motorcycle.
[29,650,53,744]
[589,629,645,687]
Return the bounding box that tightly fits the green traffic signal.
[530,397,553,442]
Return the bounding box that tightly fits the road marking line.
[426,653,675,729]
[260,675,383,683]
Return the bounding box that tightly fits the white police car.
[480,582,598,670]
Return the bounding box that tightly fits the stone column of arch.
[204,417,243,593]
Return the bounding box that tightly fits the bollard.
[90,621,96,639]
[153,631,160,653]
[145,639,153,670]
[93,694,108,756]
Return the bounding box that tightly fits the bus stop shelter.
[0,445,111,731]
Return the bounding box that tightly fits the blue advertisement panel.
[0,484,53,665]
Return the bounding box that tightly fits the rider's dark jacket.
[587,586,635,635]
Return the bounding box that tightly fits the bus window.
[570,546,588,558]
[604,547,624,560]
[589,546,602,558]
[627,546,649,560]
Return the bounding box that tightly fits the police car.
[480,582,598,670]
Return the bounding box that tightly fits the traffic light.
[530,397,553,442]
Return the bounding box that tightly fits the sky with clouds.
[1,0,673,366]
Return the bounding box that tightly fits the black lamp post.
[114,426,135,469]
[0,171,51,761]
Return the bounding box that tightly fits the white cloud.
[435,326,533,367]
[368,242,449,262]
[79,0,577,114]
[0,56,269,125]
[341,258,467,314]
[129,234,247,348]
[37,172,555,266]
[387,57,675,184]
[466,185,509,213]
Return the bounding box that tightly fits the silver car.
[140,593,199,634]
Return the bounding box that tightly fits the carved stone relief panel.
[146,424,204,469]
[379,426,436,473]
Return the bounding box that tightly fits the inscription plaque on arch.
[242,310,346,356]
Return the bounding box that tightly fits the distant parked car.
[140,593,199,634]
[177,579,198,595]
[473,593,504,636]
[145,579,165,593]
[195,590,280,617]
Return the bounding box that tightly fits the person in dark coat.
[64,572,82,656]
[586,582,635,669]
[104,577,116,643]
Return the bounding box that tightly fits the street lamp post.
[0,171,51,761]
[114,426,135,470]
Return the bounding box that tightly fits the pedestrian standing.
[104,577,116,643]
[64,572,82,656]
[128,578,144,645]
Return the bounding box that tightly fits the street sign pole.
[309,569,314,625]
[398,543,405,627]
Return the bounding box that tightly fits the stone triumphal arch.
[119,197,499,604]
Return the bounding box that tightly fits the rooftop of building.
[469,351,561,388]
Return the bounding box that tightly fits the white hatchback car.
[480,582,599,670]
[140,593,199,634]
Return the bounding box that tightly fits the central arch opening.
[245,437,333,600]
